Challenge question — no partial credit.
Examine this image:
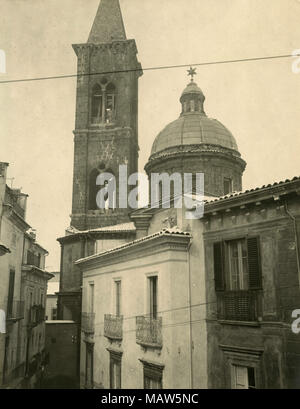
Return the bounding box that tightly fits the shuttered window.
[213,242,225,291]
[213,237,262,291]
[232,365,256,389]
[149,276,158,319]
[142,361,163,389]
[7,269,15,318]
[115,280,121,317]
[109,350,122,389]
[247,237,262,289]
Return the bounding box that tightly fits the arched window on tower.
[89,168,100,210]
[91,84,103,125]
[105,83,116,123]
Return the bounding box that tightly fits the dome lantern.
[180,68,206,115]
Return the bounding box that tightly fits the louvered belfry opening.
[214,237,262,322]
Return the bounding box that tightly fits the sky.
[0,0,300,271]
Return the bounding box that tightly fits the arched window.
[91,84,103,124]
[90,82,116,125]
[105,83,116,123]
[89,169,100,210]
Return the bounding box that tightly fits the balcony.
[26,250,41,268]
[81,312,95,334]
[27,304,45,328]
[6,300,25,322]
[136,316,162,349]
[104,314,123,340]
[217,290,261,322]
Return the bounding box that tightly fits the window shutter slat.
[247,237,262,289]
[214,242,225,291]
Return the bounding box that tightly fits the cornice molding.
[72,39,138,56]
[3,204,31,231]
[76,232,191,271]
[145,143,246,173]
[204,180,300,215]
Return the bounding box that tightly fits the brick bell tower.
[71,0,142,230]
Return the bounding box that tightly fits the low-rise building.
[0,162,52,388]
[20,232,53,388]
[76,178,300,389]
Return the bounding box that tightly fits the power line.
[0,53,299,85]
[82,282,300,331]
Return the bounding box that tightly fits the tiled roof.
[76,228,191,265]
[87,222,136,233]
[206,176,300,205]
[64,222,136,237]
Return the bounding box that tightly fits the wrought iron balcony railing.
[6,300,25,322]
[81,312,95,334]
[27,304,45,327]
[104,314,123,340]
[136,316,162,348]
[217,290,261,322]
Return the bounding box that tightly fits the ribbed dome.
[181,81,204,98]
[150,78,239,157]
[151,113,239,155]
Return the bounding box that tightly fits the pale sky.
[1,0,300,270]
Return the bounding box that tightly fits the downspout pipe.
[284,201,300,288]
[187,238,194,389]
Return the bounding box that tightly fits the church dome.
[145,68,246,198]
[150,76,239,157]
[151,114,239,155]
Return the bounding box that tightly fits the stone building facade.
[203,179,300,388]
[0,162,52,389]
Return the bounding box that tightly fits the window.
[91,84,103,124]
[227,239,248,290]
[141,360,164,389]
[214,237,262,321]
[85,343,94,389]
[149,276,158,319]
[51,308,57,320]
[109,350,122,389]
[105,83,116,123]
[89,168,116,211]
[89,283,94,313]
[91,82,116,125]
[3,336,9,383]
[232,365,256,389]
[214,237,262,292]
[115,280,121,316]
[224,177,233,195]
[7,269,15,318]
[89,169,100,210]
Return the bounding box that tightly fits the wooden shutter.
[247,237,262,289]
[7,269,15,317]
[213,242,225,291]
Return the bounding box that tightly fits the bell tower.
[71,0,142,230]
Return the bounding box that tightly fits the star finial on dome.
[187,66,197,82]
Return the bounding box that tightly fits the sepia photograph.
[0,0,300,393]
